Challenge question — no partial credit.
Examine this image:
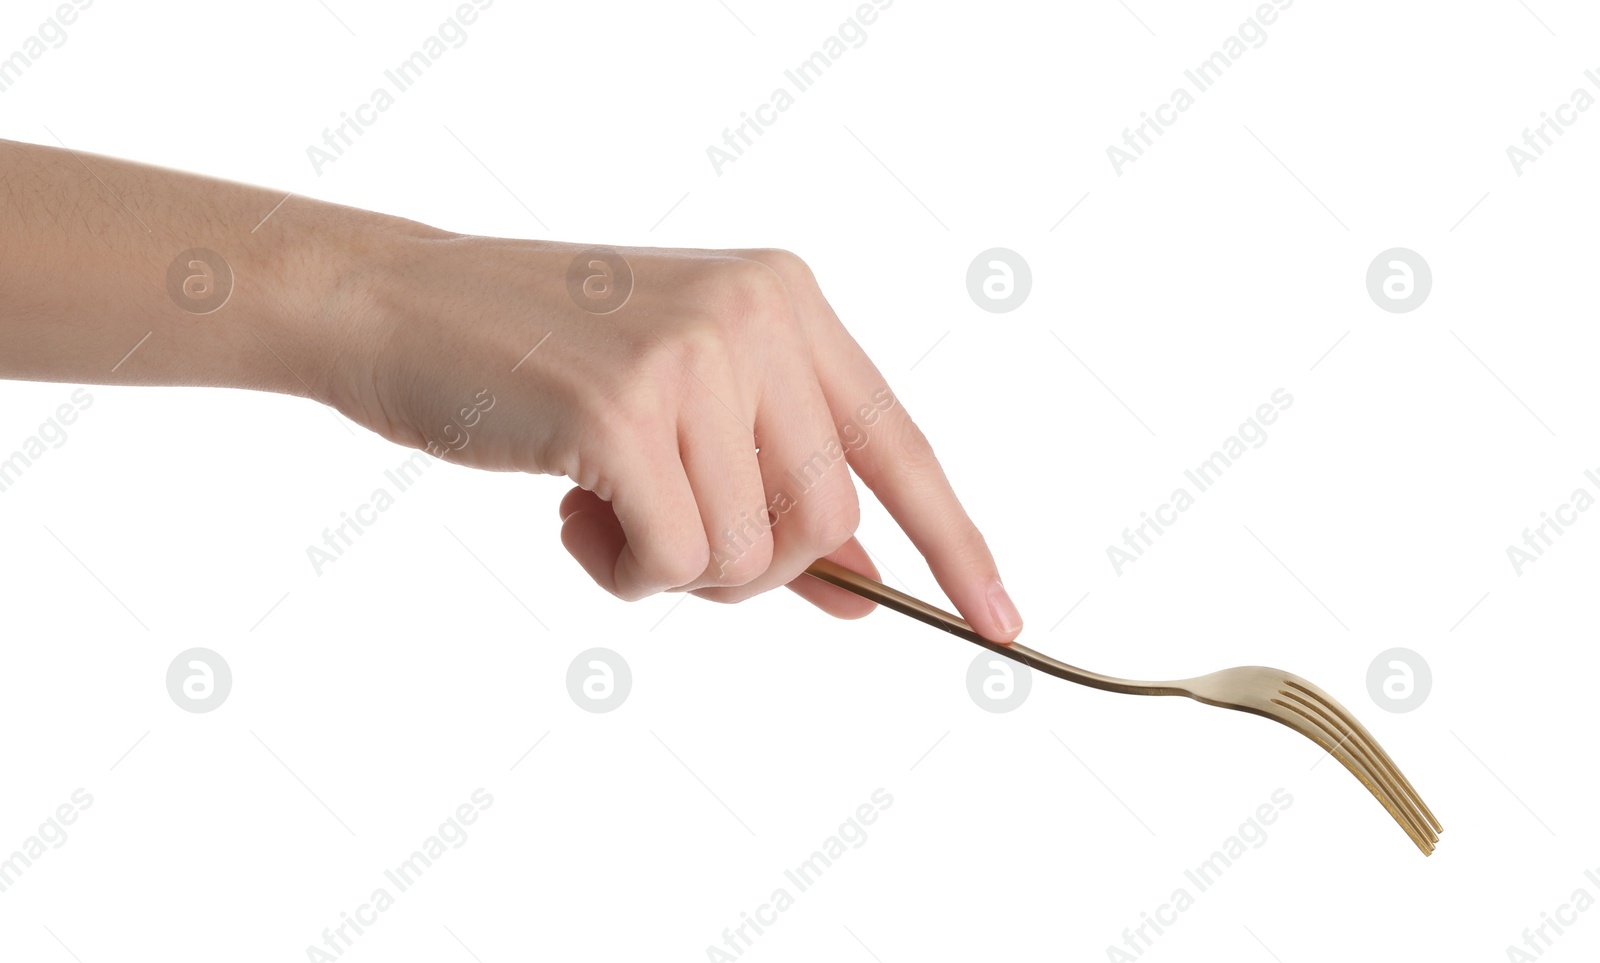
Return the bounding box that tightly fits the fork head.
[1182,666,1443,855]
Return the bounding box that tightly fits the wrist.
[273,205,454,419]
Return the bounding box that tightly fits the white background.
[2,0,1598,960]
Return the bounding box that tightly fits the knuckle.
[648,538,711,589]
[886,416,938,471]
[800,489,860,556]
[642,312,731,387]
[671,315,732,372]
[710,529,773,587]
[743,248,814,284]
[596,379,668,445]
[705,258,793,330]
[613,333,701,412]
[633,332,690,382]
[708,503,775,584]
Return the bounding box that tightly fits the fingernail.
[986,579,1023,641]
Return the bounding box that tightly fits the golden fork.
[805,558,1443,855]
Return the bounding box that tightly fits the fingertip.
[981,579,1024,643]
[786,576,879,619]
[787,537,881,619]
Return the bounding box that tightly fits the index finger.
[811,328,1023,643]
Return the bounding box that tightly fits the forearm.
[0,137,437,400]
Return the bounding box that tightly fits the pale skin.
[0,138,1024,641]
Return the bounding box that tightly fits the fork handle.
[803,558,1183,697]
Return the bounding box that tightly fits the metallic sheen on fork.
[805,558,1443,855]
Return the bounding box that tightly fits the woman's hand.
[337,237,1024,640]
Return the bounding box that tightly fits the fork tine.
[1276,688,1437,850]
[1275,693,1435,851]
[1284,680,1443,836]
[1268,695,1435,855]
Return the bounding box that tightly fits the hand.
[335,238,1024,640]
